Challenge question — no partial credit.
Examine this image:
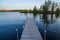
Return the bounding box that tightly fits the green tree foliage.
[33,6,38,14]
[51,1,57,14]
[55,7,60,17]
[56,7,60,14]
[39,0,60,14]
[33,6,38,17]
[40,0,51,14]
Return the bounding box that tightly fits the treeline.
[19,0,60,14]
[0,9,33,13]
[0,0,60,14]
[0,10,32,12]
[32,0,60,14]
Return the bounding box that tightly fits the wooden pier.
[20,18,43,40]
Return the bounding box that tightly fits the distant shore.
[0,9,33,13]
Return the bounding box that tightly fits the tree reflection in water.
[32,12,60,40]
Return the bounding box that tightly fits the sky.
[0,0,60,10]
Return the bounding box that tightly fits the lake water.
[0,12,60,40]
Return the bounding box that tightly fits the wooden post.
[16,29,19,40]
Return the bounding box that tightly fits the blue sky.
[0,0,60,10]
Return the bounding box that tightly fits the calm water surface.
[0,12,60,40]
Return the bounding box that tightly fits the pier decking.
[20,18,43,40]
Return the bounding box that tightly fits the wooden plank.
[20,18,43,40]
